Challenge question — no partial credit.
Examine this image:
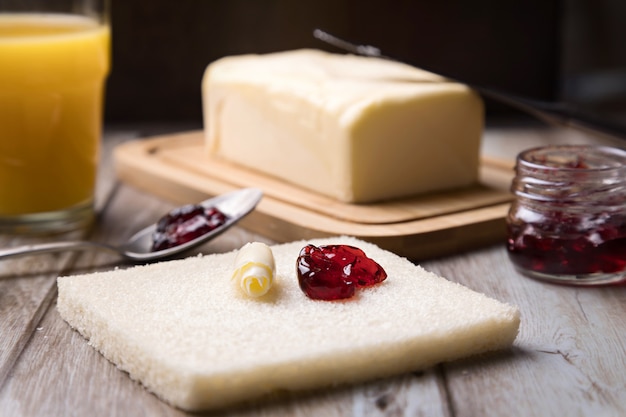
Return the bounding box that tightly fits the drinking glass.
[0,0,110,233]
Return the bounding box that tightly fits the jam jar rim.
[516,145,626,174]
[512,144,626,206]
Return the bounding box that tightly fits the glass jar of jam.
[506,145,626,285]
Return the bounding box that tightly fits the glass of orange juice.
[0,0,110,234]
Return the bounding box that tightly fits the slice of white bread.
[57,237,520,411]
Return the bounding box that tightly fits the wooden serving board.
[113,130,515,260]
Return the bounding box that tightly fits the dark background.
[104,0,626,128]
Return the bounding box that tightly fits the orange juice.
[0,13,110,216]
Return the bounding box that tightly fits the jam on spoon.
[152,205,229,251]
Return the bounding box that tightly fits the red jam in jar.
[507,145,626,285]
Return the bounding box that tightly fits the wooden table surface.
[1,125,626,417]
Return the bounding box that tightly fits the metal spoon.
[0,188,263,262]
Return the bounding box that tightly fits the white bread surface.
[202,49,484,203]
[57,237,519,411]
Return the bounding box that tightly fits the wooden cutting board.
[113,130,515,260]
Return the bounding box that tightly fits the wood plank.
[422,247,626,416]
[0,243,74,388]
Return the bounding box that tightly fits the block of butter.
[202,49,484,204]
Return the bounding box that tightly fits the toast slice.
[57,237,519,411]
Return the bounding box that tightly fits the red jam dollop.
[152,205,228,251]
[296,244,387,300]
